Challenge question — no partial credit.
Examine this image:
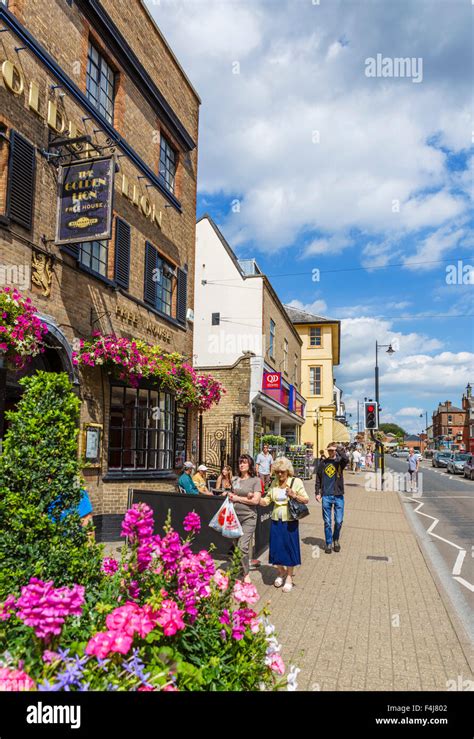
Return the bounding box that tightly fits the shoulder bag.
[288,477,310,521]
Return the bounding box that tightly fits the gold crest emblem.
[325,464,336,478]
[68,216,99,229]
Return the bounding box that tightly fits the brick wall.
[262,281,302,386]
[0,0,200,519]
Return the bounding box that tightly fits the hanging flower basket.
[73,333,225,411]
[0,288,48,369]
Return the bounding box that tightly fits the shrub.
[0,507,299,691]
[0,372,103,598]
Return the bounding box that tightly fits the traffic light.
[364,401,379,430]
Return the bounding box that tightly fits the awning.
[333,420,350,443]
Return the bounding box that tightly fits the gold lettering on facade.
[28,80,40,114]
[47,100,67,134]
[1,59,24,95]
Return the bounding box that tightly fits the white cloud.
[396,407,425,416]
[287,298,328,315]
[150,0,472,253]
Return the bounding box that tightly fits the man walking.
[256,443,274,489]
[352,447,362,474]
[315,443,349,554]
[407,449,419,493]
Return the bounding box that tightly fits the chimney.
[445,401,451,409]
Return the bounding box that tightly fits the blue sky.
[149,0,473,433]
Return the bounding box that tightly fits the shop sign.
[263,372,281,390]
[56,157,114,245]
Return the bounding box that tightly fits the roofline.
[283,304,341,364]
[197,214,302,346]
[139,0,202,103]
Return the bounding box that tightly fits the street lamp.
[375,341,396,407]
[419,411,428,452]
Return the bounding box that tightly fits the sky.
[147,0,473,433]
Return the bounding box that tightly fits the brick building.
[461,383,474,453]
[0,0,201,537]
[193,215,306,470]
[432,400,466,451]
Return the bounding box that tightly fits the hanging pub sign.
[55,157,114,245]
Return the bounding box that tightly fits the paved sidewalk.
[250,475,474,691]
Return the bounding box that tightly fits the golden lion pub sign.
[55,157,114,245]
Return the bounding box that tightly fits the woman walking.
[228,454,262,583]
[260,457,309,593]
[216,464,233,493]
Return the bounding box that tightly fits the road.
[384,455,473,645]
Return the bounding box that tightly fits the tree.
[379,423,407,437]
[0,371,103,597]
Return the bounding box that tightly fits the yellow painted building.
[284,306,349,452]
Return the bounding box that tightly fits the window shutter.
[114,218,130,289]
[176,267,187,326]
[7,130,36,230]
[144,241,158,306]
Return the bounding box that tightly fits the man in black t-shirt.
[315,443,349,554]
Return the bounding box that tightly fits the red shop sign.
[263,372,281,389]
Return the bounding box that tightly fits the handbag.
[287,477,310,521]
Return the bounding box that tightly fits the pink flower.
[85,631,117,659]
[42,650,60,663]
[101,558,119,575]
[163,684,179,692]
[265,652,285,675]
[212,570,229,592]
[15,578,85,640]
[0,595,16,621]
[183,511,201,534]
[155,599,186,636]
[233,580,260,605]
[121,504,154,543]
[0,667,35,691]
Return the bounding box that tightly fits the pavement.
[249,473,474,691]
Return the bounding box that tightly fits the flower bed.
[0,288,48,369]
[73,333,225,411]
[0,506,299,691]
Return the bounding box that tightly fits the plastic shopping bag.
[209,498,243,538]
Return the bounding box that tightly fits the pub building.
[0,0,202,539]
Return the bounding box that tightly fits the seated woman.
[260,456,309,593]
[216,464,233,493]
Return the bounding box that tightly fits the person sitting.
[192,464,213,495]
[216,464,233,493]
[178,461,199,495]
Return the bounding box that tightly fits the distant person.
[193,464,213,495]
[315,444,349,553]
[178,462,199,495]
[256,443,274,488]
[407,449,420,493]
[216,464,233,493]
[352,448,362,474]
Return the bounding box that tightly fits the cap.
[183,461,195,470]
[197,464,208,471]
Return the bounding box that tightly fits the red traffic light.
[367,405,375,412]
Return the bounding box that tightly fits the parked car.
[414,452,423,462]
[463,454,474,480]
[446,452,470,475]
[432,451,451,468]
[392,450,409,458]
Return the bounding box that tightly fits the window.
[156,255,174,316]
[283,339,288,373]
[448,415,452,424]
[159,134,177,194]
[80,240,108,277]
[309,366,322,395]
[86,42,115,124]
[108,385,175,471]
[269,319,275,358]
[310,326,322,346]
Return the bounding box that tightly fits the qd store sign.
[263,372,281,390]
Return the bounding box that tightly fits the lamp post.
[374,342,395,480]
[419,411,428,452]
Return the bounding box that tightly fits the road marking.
[401,494,474,593]
[453,577,474,593]
[452,549,467,576]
